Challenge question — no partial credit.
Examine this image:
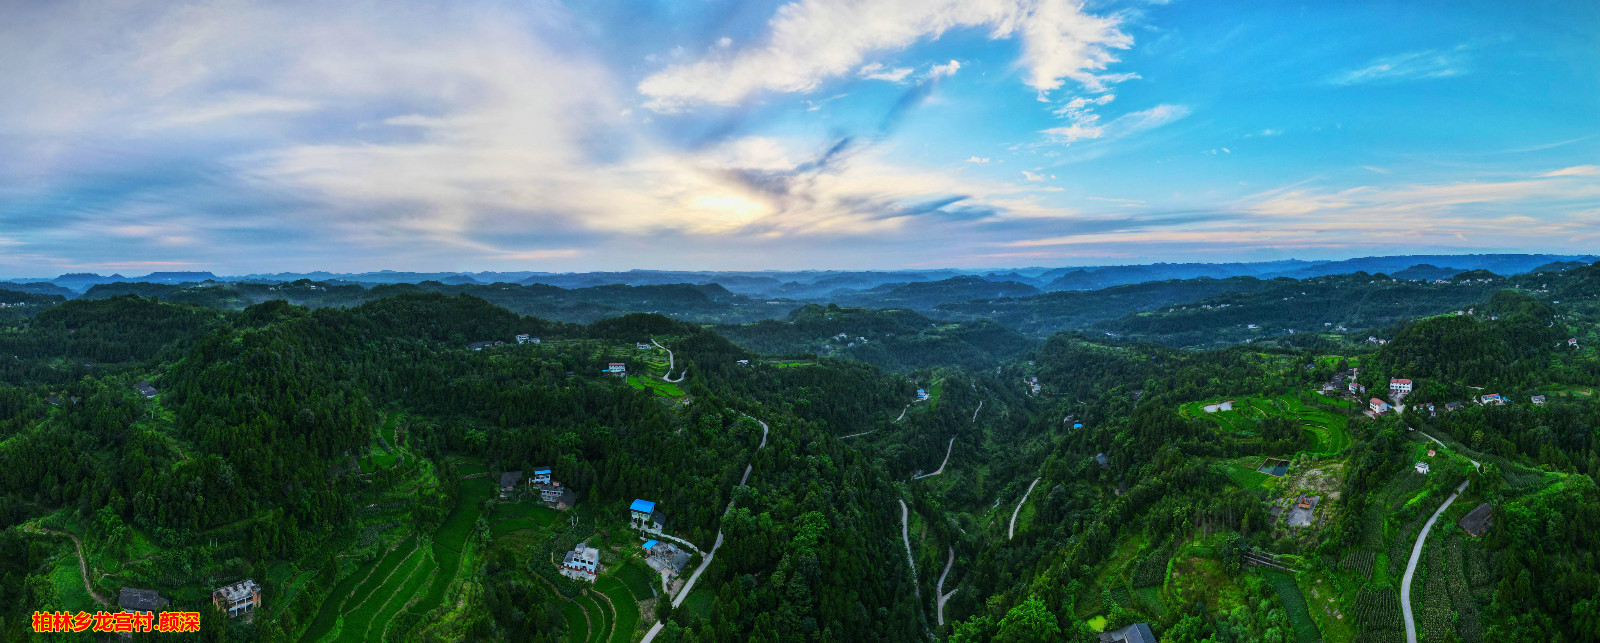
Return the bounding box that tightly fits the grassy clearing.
[627,375,685,398]
[616,562,657,601]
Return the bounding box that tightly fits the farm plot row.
[1263,570,1321,643]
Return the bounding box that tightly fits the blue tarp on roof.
[533,468,552,474]
[630,499,656,513]
[642,539,659,550]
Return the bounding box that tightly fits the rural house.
[606,363,627,376]
[1458,503,1492,537]
[1389,378,1412,396]
[561,543,600,582]
[1415,461,1430,475]
[134,381,158,398]
[1480,393,1504,405]
[531,467,552,485]
[555,487,579,510]
[637,342,651,350]
[536,480,566,503]
[630,499,665,532]
[916,389,930,401]
[1370,398,1391,414]
[1099,623,1158,643]
[1532,395,1547,405]
[499,471,522,494]
[1445,401,1463,412]
[516,334,539,344]
[643,540,693,575]
[118,588,169,612]
[212,579,261,618]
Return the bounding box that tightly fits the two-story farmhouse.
[212,579,261,619]
[630,499,665,532]
[561,543,600,582]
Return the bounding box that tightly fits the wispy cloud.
[858,63,913,82]
[1040,103,1189,144]
[637,0,1131,111]
[1328,48,1469,86]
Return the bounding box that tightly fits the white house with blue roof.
[630,499,665,533]
[531,466,553,485]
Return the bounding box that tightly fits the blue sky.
[1,0,1597,275]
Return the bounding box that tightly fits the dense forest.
[0,263,1596,642]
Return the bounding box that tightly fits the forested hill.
[715,304,1034,371]
[0,293,940,641]
[77,279,799,324]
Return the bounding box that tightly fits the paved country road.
[912,437,955,480]
[1402,478,1469,643]
[1009,478,1042,540]
[651,338,686,383]
[670,415,769,609]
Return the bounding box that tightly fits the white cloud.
[637,0,1131,111]
[966,156,990,164]
[858,63,914,82]
[1328,49,1468,86]
[1040,103,1188,144]
[1022,170,1045,181]
[928,59,962,79]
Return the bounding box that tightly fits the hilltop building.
[212,579,261,619]
[1370,398,1391,414]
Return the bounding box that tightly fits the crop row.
[1131,548,1170,588]
[1419,546,1453,642]
[1339,550,1375,580]
[1445,538,1483,643]
[1353,588,1402,633]
[1266,572,1320,643]
[597,578,641,643]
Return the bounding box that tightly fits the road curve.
[971,400,983,423]
[1402,479,1469,643]
[27,525,110,606]
[912,437,956,480]
[651,338,686,383]
[936,546,957,625]
[1009,478,1042,540]
[900,499,921,599]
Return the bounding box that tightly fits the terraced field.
[488,501,559,537]
[1186,394,1352,456]
[597,577,642,642]
[1263,569,1321,643]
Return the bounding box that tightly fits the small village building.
[118,588,169,612]
[642,540,693,575]
[1480,393,1503,405]
[212,579,261,618]
[1099,623,1158,643]
[1531,395,1547,405]
[1445,401,1463,412]
[499,471,522,494]
[1389,378,1413,395]
[1370,398,1391,414]
[531,467,553,485]
[630,499,665,532]
[536,481,565,503]
[516,334,538,344]
[916,389,930,401]
[134,381,158,398]
[1570,338,1580,347]
[468,341,495,351]
[637,342,651,350]
[1458,503,1493,537]
[606,363,627,376]
[1415,461,1430,475]
[736,359,750,366]
[561,544,600,582]
[555,487,579,511]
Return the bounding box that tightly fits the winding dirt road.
[27,525,109,606]
[1009,478,1042,540]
